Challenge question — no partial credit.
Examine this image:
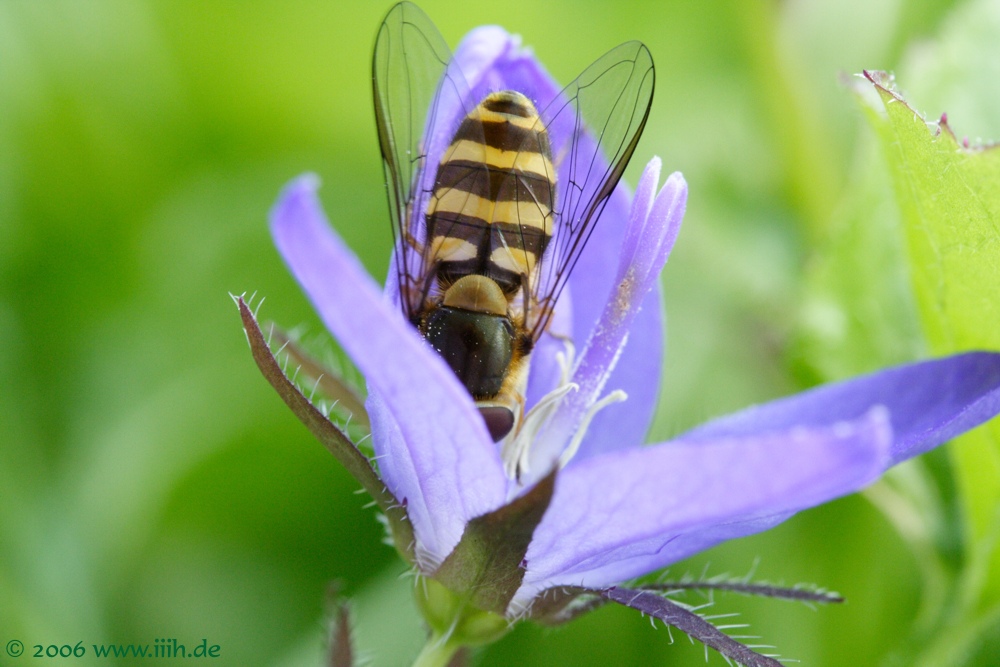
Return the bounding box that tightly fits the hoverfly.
[372,2,654,458]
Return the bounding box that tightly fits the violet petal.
[568,163,666,461]
[681,352,1000,465]
[532,169,687,471]
[576,280,664,458]
[513,408,891,604]
[270,175,507,566]
[536,512,795,598]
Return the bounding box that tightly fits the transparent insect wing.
[526,41,655,338]
[374,2,655,342]
[372,2,482,320]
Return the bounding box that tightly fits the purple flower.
[260,19,1000,660]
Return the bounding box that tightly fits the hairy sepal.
[433,470,557,615]
[602,586,785,667]
[238,297,414,562]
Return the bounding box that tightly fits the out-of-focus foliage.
[0,1,997,666]
[849,3,1000,664]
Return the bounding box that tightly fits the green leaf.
[863,73,1000,351]
[860,69,1000,610]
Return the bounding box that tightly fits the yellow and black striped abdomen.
[426,91,555,296]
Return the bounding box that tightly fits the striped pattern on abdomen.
[426,91,555,296]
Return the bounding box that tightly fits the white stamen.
[558,389,628,468]
[500,337,578,482]
[501,382,578,480]
[554,337,576,386]
[501,337,630,482]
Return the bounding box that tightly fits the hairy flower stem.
[411,633,462,667]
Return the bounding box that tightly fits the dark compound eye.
[421,307,514,398]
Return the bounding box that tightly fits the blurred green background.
[2,0,999,665]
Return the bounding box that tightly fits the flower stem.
[411,632,461,667]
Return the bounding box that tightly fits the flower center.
[499,338,628,484]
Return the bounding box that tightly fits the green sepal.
[415,579,509,648]
[237,297,415,563]
[266,323,369,428]
[432,469,557,615]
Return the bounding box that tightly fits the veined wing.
[372,2,466,320]
[523,40,655,338]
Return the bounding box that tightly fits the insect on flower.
[373,2,654,467]
[252,5,1000,665]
